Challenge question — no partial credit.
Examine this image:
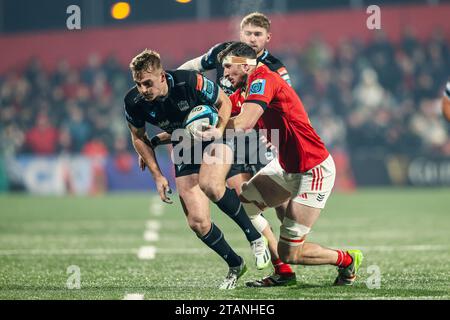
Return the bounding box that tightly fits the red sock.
[272,258,294,275]
[335,250,353,268]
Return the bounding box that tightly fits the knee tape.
[249,214,268,233]
[279,217,311,246]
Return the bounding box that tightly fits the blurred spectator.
[353,68,385,112]
[410,99,449,154]
[63,104,91,152]
[0,27,448,161]
[82,139,109,195]
[25,113,59,155]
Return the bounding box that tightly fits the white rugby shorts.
[257,154,336,209]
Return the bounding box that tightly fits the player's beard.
[235,74,248,90]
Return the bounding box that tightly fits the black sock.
[199,223,242,268]
[214,187,261,242]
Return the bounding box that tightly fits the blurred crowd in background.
[1,28,449,162]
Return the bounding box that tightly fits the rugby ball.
[183,105,219,138]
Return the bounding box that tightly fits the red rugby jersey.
[231,64,329,173]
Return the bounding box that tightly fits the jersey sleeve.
[201,42,229,71]
[191,72,220,106]
[245,74,276,110]
[124,95,145,129]
[275,66,292,86]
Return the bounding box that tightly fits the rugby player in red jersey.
[179,12,296,287]
[213,42,364,286]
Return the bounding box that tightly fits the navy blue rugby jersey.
[124,70,219,135]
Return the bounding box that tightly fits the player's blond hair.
[240,12,271,32]
[129,49,163,77]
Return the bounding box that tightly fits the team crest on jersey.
[249,79,266,95]
[177,100,190,111]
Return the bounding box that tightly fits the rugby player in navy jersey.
[178,12,296,287]
[124,49,270,289]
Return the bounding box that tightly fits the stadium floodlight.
[111,2,131,20]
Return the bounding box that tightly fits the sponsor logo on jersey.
[158,120,170,128]
[149,111,156,118]
[249,79,266,95]
[177,100,190,111]
[317,193,325,202]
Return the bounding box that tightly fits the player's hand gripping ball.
[183,105,219,139]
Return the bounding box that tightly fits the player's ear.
[266,32,272,44]
[160,71,166,83]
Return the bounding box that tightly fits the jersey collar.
[158,72,174,102]
[258,49,269,61]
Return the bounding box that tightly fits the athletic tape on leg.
[249,214,268,233]
[279,217,310,246]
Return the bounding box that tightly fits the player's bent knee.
[278,242,307,265]
[188,218,211,236]
[279,217,310,247]
[249,214,268,233]
[198,179,224,202]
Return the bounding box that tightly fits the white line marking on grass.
[137,246,156,260]
[149,201,164,216]
[143,230,159,242]
[1,244,448,257]
[0,248,135,256]
[123,293,144,300]
[355,245,450,252]
[145,220,160,230]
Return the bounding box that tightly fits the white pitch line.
[137,246,156,260]
[149,201,164,216]
[143,230,159,242]
[123,293,144,300]
[145,220,161,231]
[0,244,448,257]
[354,245,450,252]
[0,248,135,256]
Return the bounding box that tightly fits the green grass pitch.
[0,188,449,300]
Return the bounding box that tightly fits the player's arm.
[213,89,232,134]
[226,102,264,130]
[128,123,172,203]
[178,43,226,72]
[227,75,273,130]
[191,71,231,140]
[177,56,205,72]
[196,88,232,141]
[149,132,172,147]
[139,131,172,171]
